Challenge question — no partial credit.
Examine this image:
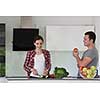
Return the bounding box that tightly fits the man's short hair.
[85,31,96,43]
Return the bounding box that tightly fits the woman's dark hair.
[85,31,96,43]
[33,35,44,43]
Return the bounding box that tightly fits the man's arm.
[73,50,92,67]
[75,56,92,67]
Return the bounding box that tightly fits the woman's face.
[34,39,43,49]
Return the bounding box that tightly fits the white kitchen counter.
[6,76,100,83]
[0,77,8,83]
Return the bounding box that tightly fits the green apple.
[87,69,92,75]
[87,74,93,79]
[82,67,87,72]
[91,66,96,71]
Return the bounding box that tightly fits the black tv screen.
[13,28,39,51]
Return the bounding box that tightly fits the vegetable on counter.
[54,67,69,79]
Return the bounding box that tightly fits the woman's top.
[24,49,51,76]
[33,53,45,75]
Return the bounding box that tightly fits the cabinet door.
[46,26,94,51]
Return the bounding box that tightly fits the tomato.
[48,74,55,78]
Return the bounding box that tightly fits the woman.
[24,35,51,78]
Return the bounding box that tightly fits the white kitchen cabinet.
[46,26,94,51]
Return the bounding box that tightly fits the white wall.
[32,16,93,25]
[4,16,100,77]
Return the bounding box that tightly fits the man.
[73,31,99,78]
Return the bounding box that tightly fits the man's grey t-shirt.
[82,47,98,67]
[78,47,99,77]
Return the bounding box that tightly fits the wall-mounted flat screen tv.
[13,28,39,51]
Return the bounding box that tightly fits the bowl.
[80,69,97,79]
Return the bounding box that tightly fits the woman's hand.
[31,68,38,75]
[43,69,49,76]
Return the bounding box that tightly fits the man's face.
[83,35,91,46]
[34,39,43,49]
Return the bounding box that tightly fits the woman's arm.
[43,50,51,75]
[24,51,32,73]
